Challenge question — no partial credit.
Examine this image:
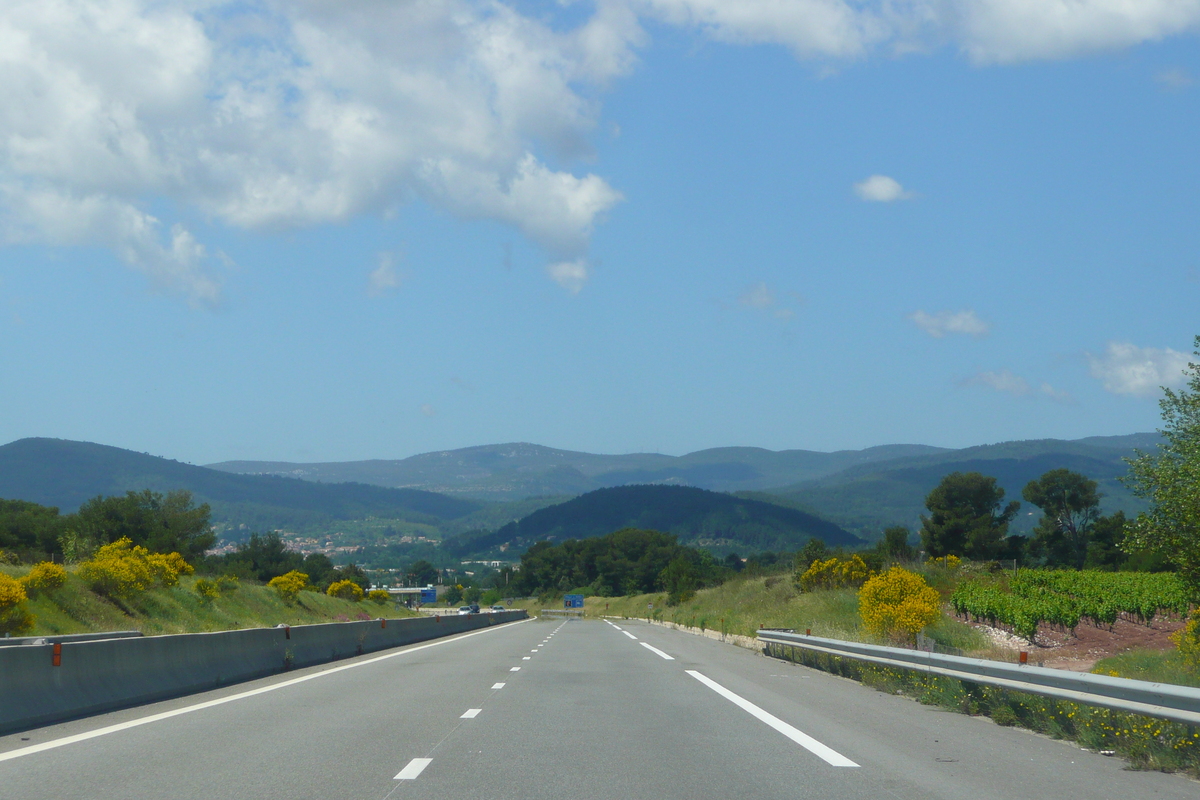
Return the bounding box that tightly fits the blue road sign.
[420,588,437,603]
[564,594,584,608]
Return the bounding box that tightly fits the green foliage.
[405,559,438,585]
[951,570,1189,642]
[200,533,336,586]
[660,554,697,606]
[20,561,68,596]
[367,589,390,604]
[446,485,859,558]
[76,489,214,560]
[877,526,914,561]
[0,498,67,558]
[1124,335,1200,600]
[513,528,727,597]
[795,538,829,571]
[442,584,463,605]
[1022,469,1101,568]
[215,574,239,593]
[462,586,483,603]
[920,472,1020,559]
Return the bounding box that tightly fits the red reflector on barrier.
[52,642,62,667]
[1019,651,1028,665]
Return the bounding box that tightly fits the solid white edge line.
[685,670,858,767]
[0,617,531,764]
[460,709,481,719]
[395,757,433,780]
[639,642,675,660]
[622,631,638,640]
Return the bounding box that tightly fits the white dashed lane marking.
[460,709,481,719]
[639,642,674,660]
[395,758,432,780]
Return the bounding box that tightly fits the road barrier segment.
[0,611,526,735]
[757,628,1200,726]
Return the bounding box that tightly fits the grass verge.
[3,567,412,636]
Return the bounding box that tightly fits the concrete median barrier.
[0,610,525,735]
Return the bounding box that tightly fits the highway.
[0,615,1195,800]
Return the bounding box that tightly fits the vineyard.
[950,570,1191,642]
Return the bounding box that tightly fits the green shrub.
[327,579,364,602]
[216,575,240,593]
[20,561,68,596]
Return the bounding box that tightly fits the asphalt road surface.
[1,616,1196,800]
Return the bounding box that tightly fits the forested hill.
[442,484,861,557]
[0,438,481,528]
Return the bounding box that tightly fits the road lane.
[1,615,1196,800]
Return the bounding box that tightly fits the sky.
[0,0,1198,465]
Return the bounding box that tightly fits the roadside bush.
[76,538,192,599]
[0,573,35,635]
[0,550,21,566]
[216,575,240,593]
[859,566,941,643]
[1172,611,1200,670]
[799,555,871,592]
[20,561,68,596]
[327,579,364,602]
[269,570,309,604]
[194,578,220,601]
[367,589,390,604]
[78,538,155,599]
[925,554,962,569]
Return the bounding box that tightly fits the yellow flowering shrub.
[216,575,240,593]
[799,555,872,591]
[76,538,192,598]
[194,578,220,600]
[0,572,35,635]
[367,589,390,604]
[269,570,309,603]
[1171,611,1200,669]
[327,579,364,602]
[925,554,963,568]
[859,566,941,643]
[78,538,155,598]
[20,561,68,596]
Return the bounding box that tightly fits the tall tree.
[1022,469,1101,568]
[920,472,1019,559]
[76,490,214,559]
[1124,335,1200,598]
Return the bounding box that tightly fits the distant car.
[490,605,506,612]
[458,606,473,615]
[469,603,481,614]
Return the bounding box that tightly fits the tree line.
[1,489,215,563]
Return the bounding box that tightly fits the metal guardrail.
[757,629,1200,726]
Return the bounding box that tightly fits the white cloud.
[635,1,1200,63]
[546,259,589,294]
[910,309,990,338]
[738,282,795,319]
[964,370,1031,396]
[1039,382,1075,404]
[853,175,912,202]
[0,0,639,301]
[420,403,437,417]
[1156,68,1194,89]
[368,252,402,296]
[1087,342,1192,397]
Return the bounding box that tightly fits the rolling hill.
[441,484,862,557]
[0,438,482,532]
[207,442,949,499]
[770,435,1159,537]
